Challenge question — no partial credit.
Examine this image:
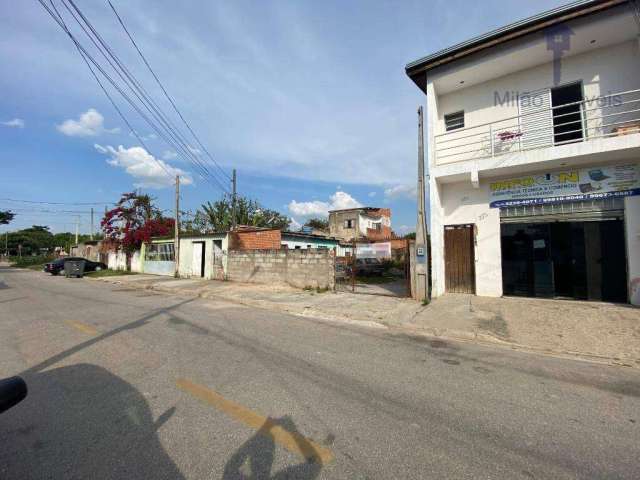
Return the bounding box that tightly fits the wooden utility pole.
[415,106,429,302]
[174,175,180,277]
[90,207,94,241]
[74,215,80,245]
[231,169,237,231]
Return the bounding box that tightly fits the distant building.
[328,208,391,242]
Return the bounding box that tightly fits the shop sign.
[489,163,640,208]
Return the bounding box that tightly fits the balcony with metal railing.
[433,89,640,167]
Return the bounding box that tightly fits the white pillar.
[625,196,640,305]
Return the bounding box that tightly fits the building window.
[145,243,175,261]
[344,219,354,228]
[444,110,464,131]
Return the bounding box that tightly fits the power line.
[38,0,231,195]
[61,0,217,188]
[0,197,112,206]
[43,0,176,181]
[108,0,231,182]
[63,0,230,194]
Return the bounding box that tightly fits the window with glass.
[145,243,175,261]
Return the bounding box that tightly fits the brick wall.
[229,229,281,250]
[366,226,393,240]
[370,208,391,218]
[226,249,335,289]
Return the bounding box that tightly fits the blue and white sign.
[489,163,640,208]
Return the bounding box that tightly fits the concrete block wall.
[227,249,335,289]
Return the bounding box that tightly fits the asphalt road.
[0,267,639,479]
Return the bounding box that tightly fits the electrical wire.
[62,0,223,191]
[108,0,231,182]
[0,197,112,206]
[38,0,231,194]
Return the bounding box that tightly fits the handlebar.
[0,376,28,414]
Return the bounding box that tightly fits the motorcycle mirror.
[0,376,28,414]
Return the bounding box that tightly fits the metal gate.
[444,225,475,294]
[334,240,411,297]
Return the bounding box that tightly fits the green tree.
[303,218,329,232]
[6,226,54,255]
[188,194,290,233]
[0,210,15,225]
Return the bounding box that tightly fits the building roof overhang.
[405,0,628,93]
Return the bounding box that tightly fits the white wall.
[107,250,141,272]
[434,180,503,297]
[178,236,226,280]
[430,40,640,169]
[625,196,640,306]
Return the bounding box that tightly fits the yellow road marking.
[65,320,98,335]
[176,378,334,465]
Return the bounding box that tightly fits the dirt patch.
[476,313,509,339]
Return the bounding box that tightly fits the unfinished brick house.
[328,207,392,242]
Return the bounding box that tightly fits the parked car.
[43,257,107,276]
[354,258,385,276]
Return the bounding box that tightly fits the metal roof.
[405,0,626,92]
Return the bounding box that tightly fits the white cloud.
[384,184,417,200]
[368,191,376,197]
[188,146,202,155]
[95,144,192,188]
[57,109,119,137]
[2,118,25,128]
[288,190,362,218]
[163,150,178,160]
[395,225,414,235]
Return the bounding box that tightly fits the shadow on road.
[0,363,183,479]
[223,415,322,480]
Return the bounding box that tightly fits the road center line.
[65,320,99,335]
[176,378,334,465]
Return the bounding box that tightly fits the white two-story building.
[406,0,640,305]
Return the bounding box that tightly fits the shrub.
[10,255,55,267]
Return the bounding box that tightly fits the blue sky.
[0,0,563,234]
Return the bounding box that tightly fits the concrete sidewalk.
[92,274,640,367]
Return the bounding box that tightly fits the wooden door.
[444,225,475,294]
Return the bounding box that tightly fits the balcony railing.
[434,88,640,165]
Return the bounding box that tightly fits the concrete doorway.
[191,242,205,278]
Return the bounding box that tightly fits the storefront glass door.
[501,220,626,303]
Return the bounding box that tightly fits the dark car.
[354,258,385,276]
[44,257,107,276]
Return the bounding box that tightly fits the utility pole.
[174,175,180,277]
[231,169,237,231]
[415,106,429,302]
[90,207,94,241]
[74,215,80,245]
